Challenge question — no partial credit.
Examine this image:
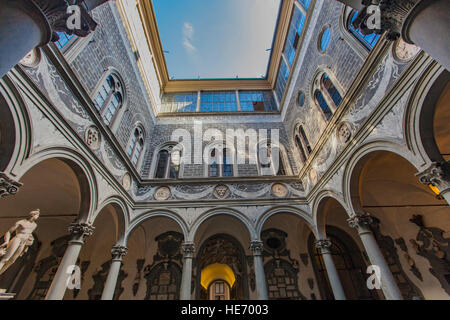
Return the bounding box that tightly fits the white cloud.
[182,22,196,54]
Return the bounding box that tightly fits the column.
[180,242,195,300]
[45,222,94,300]
[0,172,23,198]
[101,245,128,300]
[250,240,268,300]
[416,162,450,205]
[314,239,346,300]
[0,0,108,78]
[348,213,403,300]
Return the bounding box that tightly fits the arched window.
[258,142,287,176]
[313,71,343,121]
[321,74,342,107]
[295,125,311,164]
[127,127,145,166]
[207,146,234,177]
[314,90,333,121]
[347,10,380,50]
[155,146,181,179]
[93,73,124,126]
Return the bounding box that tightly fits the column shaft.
[253,254,268,300]
[180,257,193,300]
[101,259,122,300]
[45,239,83,300]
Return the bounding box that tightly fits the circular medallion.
[337,122,352,144]
[19,49,41,68]
[271,183,288,198]
[213,185,230,199]
[154,186,171,201]
[309,168,318,185]
[122,173,132,191]
[85,126,101,150]
[394,38,420,62]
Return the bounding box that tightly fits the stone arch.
[124,210,189,246]
[256,206,315,239]
[188,207,256,242]
[312,190,350,239]
[13,146,98,223]
[404,66,449,165]
[0,77,32,174]
[91,196,129,244]
[342,140,421,216]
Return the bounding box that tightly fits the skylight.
[153,0,282,80]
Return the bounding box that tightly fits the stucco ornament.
[85,126,101,150]
[19,49,41,68]
[213,185,230,199]
[0,209,40,275]
[122,173,132,191]
[394,38,420,61]
[154,186,171,200]
[271,183,288,198]
[337,122,353,144]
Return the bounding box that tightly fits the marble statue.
[0,209,40,275]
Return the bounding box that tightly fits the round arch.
[15,146,98,222]
[256,206,316,239]
[0,77,32,174]
[124,209,189,246]
[91,196,130,244]
[404,66,449,164]
[312,190,350,239]
[187,207,256,242]
[342,140,421,216]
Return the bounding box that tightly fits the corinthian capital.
[111,245,128,260]
[315,239,332,251]
[347,212,374,229]
[181,242,195,258]
[416,162,450,195]
[69,222,95,239]
[0,172,23,198]
[250,240,264,256]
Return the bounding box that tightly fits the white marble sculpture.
[0,209,40,275]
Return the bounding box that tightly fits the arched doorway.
[201,263,235,300]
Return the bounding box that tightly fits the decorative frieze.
[0,173,23,198]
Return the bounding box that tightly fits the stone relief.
[154,186,171,201]
[271,183,288,198]
[122,173,132,191]
[213,185,230,199]
[85,126,101,150]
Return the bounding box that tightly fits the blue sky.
[153,0,281,80]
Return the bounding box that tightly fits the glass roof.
[153,0,282,80]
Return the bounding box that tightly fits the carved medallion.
[122,173,132,191]
[85,126,101,150]
[213,185,230,199]
[19,49,41,68]
[154,186,171,201]
[271,183,288,198]
[394,38,420,61]
[309,168,318,185]
[337,122,353,144]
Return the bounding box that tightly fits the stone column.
[0,173,23,198]
[45,222,94,300]
[335,0,450,70]
[101,245,128,300]
[180,242,195,300]
[250,240,268,300]
[416,162,450,205]
[0,0,108,78]
[315,239,346,300]
[348,213,403,300]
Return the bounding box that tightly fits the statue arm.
[1,222,19,247]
